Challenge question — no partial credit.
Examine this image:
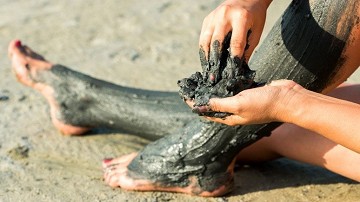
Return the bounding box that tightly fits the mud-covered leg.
[9,40,194,139]
[104,0,360,196]
[41,66,194,139]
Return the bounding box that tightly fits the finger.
[206,115,247,126]
[244,31,261,62]
[208,23,232,84]
[243,29,261,61]
[199,15,215,62]
[230,17,249,57]
[209,19,231,54]
[208,96,245,114]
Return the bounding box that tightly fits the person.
[193,0,360,179]
[8,0,360,197]
[194,0,360,163]
[191,0,360,183]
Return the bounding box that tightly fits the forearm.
[283,89,360,153]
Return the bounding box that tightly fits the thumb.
[208,96,243,114]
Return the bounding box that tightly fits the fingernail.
[14,40,22,47]
[103,158,113,164]
[192,105,210,114]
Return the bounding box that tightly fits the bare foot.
[8,40,90,135]
[102,153,234,196]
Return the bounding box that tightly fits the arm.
[194,80,360,153]
[284,85,360,154]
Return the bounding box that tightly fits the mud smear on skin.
[34,64,195,140]
[22,0,358,195]
[127,0,360,194]
[15,0,358,195]
[3,1,360,201]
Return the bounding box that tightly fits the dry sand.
[0,0,359,201]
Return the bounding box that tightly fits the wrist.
[273,87,309,123]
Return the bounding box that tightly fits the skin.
[199,0,272,61]
[8,0,360,196]
[9,40,236,197]
[194,0,360,183]
[205,80,360,154]
[8,40,90,135]
[9,41,360,191]
[8,38,360,197]
[195,0,360,154]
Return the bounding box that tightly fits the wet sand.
[0,0,359,201]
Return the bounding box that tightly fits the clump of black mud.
[178,33,257,118]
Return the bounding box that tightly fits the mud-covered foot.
[102,152,234,196]
[8,40,90,135]
[102,120,238,196]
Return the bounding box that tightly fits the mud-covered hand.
[199,0,272,60]
[196,80,304,126]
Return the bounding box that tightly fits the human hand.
[188,80,305,126]
[199,0,272,61]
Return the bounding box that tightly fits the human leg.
[8,40,194,139]
[10,0,359,196]
[103,0,360,196]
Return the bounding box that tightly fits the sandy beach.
[0,0,359,201]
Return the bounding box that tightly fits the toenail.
[15,40,22,47]
[103,158,113,164]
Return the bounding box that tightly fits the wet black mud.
[36,64,195,140]
[19,0,359,195]
[178,33,256,118]
[128,0,359,194]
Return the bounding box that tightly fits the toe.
[104,167,141,189]
[9,44,33,86]
[22,45,46,61]
[102,158,113,168]
[107,172,124,188]
[105,168,126,188]
[9,40,53,87]
[8,39,22,58]
[8,40,44,61]
[9,40,52,70]
[103,161,127,180]
[102,153,137,168]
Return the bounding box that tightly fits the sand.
[0,0,359,201]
